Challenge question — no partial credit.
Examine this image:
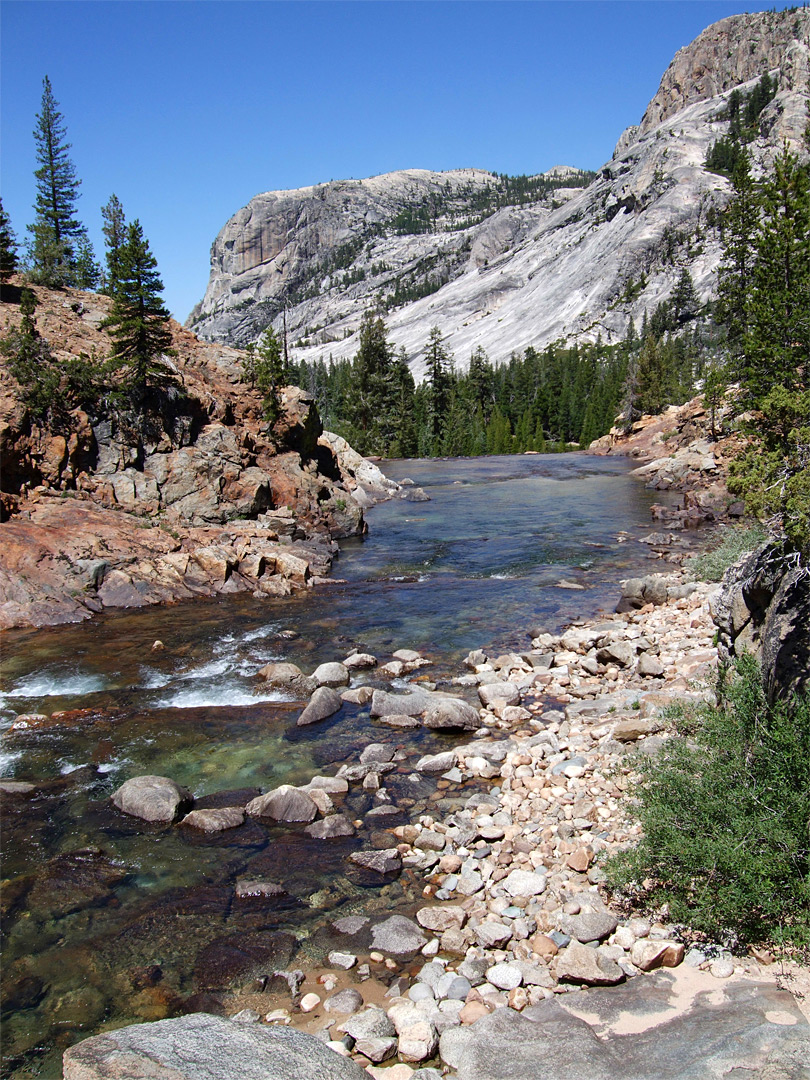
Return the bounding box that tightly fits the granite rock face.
[189,10,809,373]
[62,1012,370,1079]
[448,974,810,1080]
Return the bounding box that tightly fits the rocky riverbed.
[59,562,810,1079]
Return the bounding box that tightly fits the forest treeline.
[286,308,708,459]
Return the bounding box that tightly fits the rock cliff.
[188,9,809,376]
[0,282,395,630]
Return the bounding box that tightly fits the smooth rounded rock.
[63,1012,370,1079]
[112,775,193,823]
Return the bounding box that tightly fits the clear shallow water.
[0,454,676,1076]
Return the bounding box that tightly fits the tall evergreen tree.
[716,148,759,367]
[424,326,452,447]
[27,76,92,287]
[101,194,127,295]
[104,219,175,403]
[742,144,810,404]
[0,287,60,419]
[254,326,285,422]
[348,309,399,453]
[0,198,19,285]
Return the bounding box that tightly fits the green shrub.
[687,524,769,582]
[604,656,810,947]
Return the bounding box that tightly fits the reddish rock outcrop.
[0,280,391,629]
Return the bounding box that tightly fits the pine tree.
[0,198,19,285]
[255,327,284,422]
[671,267,699,325]
[348,310,399,453]
[0,287,60,419]
[101,194,127,295]
[424,326,452,448]
[73,233,100,290]
[723,145,810,558]
[27,77,89,287]
[104,220,175,404]
[716,148,759,368]
[742,144,810,404]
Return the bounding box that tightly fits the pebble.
[710,959,735,979]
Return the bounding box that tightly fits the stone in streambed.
[245,785,318,822]
[257,662,317,695]
[311,661,350,688]
[180,807,244,832]
[112,775,193,823]
[297,686,342,726]
[370,688,439,718]
[348,849,402,875]
[555,940,624,986]
[369,914,427,956]
[559,910,618,943]
[235,880,286,899]
[477,682,521,708]
[305,814,355,839]
[422,698,482,731]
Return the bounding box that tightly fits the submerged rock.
[245,785,318,822]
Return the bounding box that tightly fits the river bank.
[59,556,810,1078]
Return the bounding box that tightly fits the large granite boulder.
[63,1012,370,1079]
[245,784,318,822]
[112,776,193,823]
[422,697,482,731]
[713,542,810,700]
[445,972,810,1080]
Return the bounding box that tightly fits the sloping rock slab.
[451,973,810,1080]
[63,1012,370,1079]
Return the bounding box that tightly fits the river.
[0,453,678,1077]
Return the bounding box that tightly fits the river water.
[0,454,677,1076]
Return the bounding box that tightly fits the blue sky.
[0,1,793,321]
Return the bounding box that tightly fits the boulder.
[304,814,355,839]
[179,807,244,832]
[558,911,619,943]
[112,775,193,823]
[369,915,427,956]
[416,905,467,933]
[257,662,317,696]
[311,661,350,688]
[555,940,625,986]
[477,682,521,708]
[348,849,402,875]
[370,688,439,718]
[422,698,482,731]
[297,686,342,726]
[63,1012,370,1079]
[448,972,810,1079]
[245,785,318,822]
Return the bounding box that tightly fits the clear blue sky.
[0,1,793,321]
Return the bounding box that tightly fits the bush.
[687,524,769,582]
[604,655,810,947]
